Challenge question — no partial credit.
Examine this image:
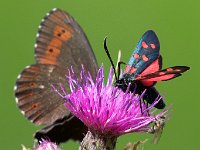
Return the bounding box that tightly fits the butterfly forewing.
[35,9,98,78]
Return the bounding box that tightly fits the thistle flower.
[53,65,169,149]
[34,139,62,150]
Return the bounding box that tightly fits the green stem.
[79,131,117,150]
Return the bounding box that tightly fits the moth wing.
[136,66,190,82]
[122,30,160,79]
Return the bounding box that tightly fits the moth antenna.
[104,37,118,80]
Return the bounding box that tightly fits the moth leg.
[117,61,126,79]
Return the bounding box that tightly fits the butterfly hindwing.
[123,30,160,79]
[15,64,70,125]
[34,115,87,144]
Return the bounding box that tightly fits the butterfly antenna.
[104,37,118,80]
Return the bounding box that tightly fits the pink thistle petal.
[54,65,170,137]
[34,139,61,150]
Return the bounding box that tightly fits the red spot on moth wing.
[175,69,181,72]
[142,55,149,62]
[130,67,137,74]
[133,53,140,58]
[150,43,156,49]
[166,68,173,71]
[124,65,130,73]
[165,66,190,73]
[141,80,155,87]
[159,72,165,75]
[142,41,148,48]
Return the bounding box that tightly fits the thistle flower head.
[34,139,62,150]
[54,65,169,137]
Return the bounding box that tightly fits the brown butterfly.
[14,8,98,144]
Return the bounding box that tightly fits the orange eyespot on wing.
[53,25,73,41]
[36,38,62,65]
[35,9,75,65]
[34,9,98,78]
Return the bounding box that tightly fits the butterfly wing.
[34,115,87,144]
[35,8,98,77]
[14,8,98,142]
[15,64,71,125]
[122,30,160,80]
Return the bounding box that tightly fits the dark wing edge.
[14,64,70,125]
[34,115,87,143]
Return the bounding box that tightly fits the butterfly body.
[115,30,189,109]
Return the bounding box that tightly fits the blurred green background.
[0,0,198,149]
